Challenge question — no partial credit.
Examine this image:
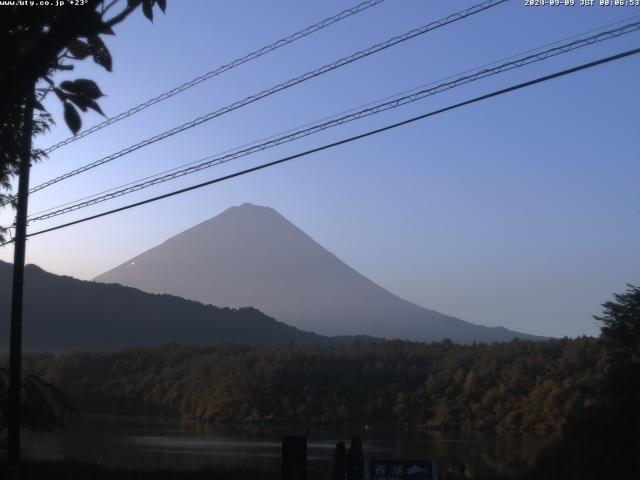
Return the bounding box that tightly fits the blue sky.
[1,0,639,337]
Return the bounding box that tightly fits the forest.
[9,337,604,434]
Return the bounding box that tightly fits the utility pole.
[7,83,35,480]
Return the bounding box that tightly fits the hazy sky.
[1,0,639,338]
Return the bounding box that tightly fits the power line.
[26,14,640,220]
[42,0,389,154]
[3,45,636,246]
[26,21,640,223]
[26,0,507,196]
[22,15,640,219]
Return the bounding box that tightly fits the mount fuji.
[95,203,540,343]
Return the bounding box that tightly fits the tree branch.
[104,1,142,28]
[102,0,122,16]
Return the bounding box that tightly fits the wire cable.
[42,0,389,154]
[27,0,508,196]
[25,21,640,223]
[26,13,640,219]
[1,45,635,246]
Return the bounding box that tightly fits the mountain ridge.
[0,260,376,352]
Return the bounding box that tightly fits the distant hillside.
[96,203,542,343]
[0,261,373,352]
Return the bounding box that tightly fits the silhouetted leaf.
[156,0,167,13]
[75,79,104,99]
[53,88,68,102]
[69,95,105,116]
[33,101,45,112]
[57,64,74,71]
[67,39,91,59]
[60,79,104,99]
[86,99,105,116]
[88,35,112,72]
[68,95,88,112]
[142,0,154,21]
[59,80,75,92]
[82,10,108,37]
[63,102,81,135]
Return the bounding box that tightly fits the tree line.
[7,336,604,434]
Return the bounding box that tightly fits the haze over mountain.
[95,203,540,343]
[0,261,370,352]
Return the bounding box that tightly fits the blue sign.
[369,459,437,480]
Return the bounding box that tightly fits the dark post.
[282,435,307,480]
[7,84,35,478]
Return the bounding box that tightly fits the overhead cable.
[26,21,640,223]
[42,0,390,154]
[2,45,635,246]
[27,0,507,196]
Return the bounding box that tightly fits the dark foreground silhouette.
[346,436,364,480]
[0,461,281,480]
[333,441,347,479]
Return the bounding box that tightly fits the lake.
[23,416,553,478]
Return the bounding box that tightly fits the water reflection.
[24,416,553,478]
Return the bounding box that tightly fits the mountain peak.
[214,202,283,222]
[232,202,266,211]
[238,202,261,209]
